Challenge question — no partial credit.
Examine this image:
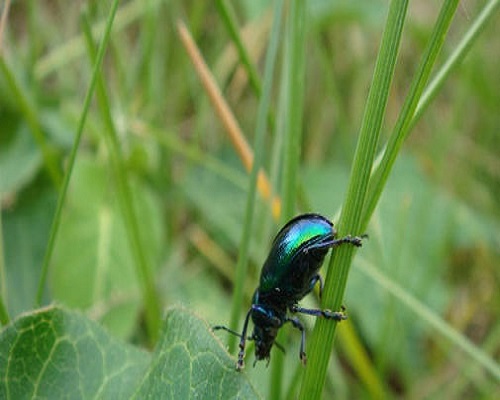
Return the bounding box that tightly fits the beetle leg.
[212,325,242,338]
[285,316,307,365]
[236,309,253,371]
[290,304,347,321]
[306,234,367,252]
[212,325,255,341]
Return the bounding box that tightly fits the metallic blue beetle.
[215,213,365,370]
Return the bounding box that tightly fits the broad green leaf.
[50,156,164,339]
[132,307,260,399]
[0,305,150,400]
[0,306,259,399]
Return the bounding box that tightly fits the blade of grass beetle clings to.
[300,0,500,396]
[299,1,410,399]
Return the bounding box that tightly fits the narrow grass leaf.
[299,1,409,398]
[356,258,500,381]
[215,0,263,97]
[227,0,284,355]
[362,0,461,226]
[35,0,120,307]
[80,9,161,342]
[412,0,500,126]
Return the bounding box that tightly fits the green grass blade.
[214,0,262,97]
[227,0,284,357]
[215,0,278,149]
[357,258,500,381]
[412,0,500,127]
[80,9,161,343]
[299,1,409,398]
[35,0,120,307]
[362,0,461,227]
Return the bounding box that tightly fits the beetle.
[214,213,366,370]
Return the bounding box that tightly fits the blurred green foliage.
[0,1,499,399]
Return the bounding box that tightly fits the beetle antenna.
[212,325,253,341]
[212,325,242,338]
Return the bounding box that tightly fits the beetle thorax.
[250,291,287,361]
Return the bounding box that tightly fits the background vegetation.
[0,0,499,399]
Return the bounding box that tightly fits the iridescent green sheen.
[279,218,332,263]
[259,214,333,292]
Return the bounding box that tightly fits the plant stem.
[227,0,284,355]
[81,6,161,343]
[299,1,409,398]
[35,0,120,307]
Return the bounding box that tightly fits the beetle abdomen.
[259,214,334,294]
